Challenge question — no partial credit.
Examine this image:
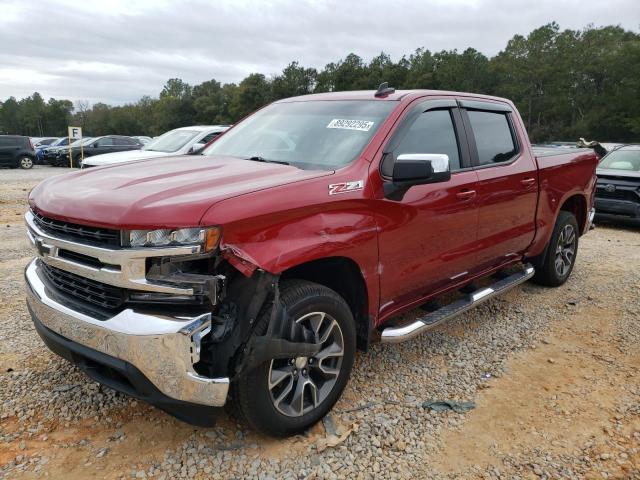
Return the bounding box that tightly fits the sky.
[1,0,638,106]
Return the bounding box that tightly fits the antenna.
[375,82,395,97]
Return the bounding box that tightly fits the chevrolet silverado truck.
[25,86,599,437]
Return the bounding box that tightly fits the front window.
[203,100,396,170]
[599,148,640,171]
[143,129,200,153]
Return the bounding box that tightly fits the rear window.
[0,136,27,147]
[467,111,518,165]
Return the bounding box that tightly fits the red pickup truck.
[25,87,599,436]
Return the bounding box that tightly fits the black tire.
[71,155,82,168]
[233,280,356,437]
[532,210,579,287]
[18,156,34,169]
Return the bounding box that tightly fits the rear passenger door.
[89,137,114,157]
[458,100,538,271]
[111,137,131,152]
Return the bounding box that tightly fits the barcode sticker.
[327,119,374,132]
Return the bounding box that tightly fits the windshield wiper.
[246,156,290,165]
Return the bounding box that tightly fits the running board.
[380,264,535,344]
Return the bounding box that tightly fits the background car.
[52,136,141,167]
[46,137,94,166]
[39,137,74,163]
[595,144,640,224]
[32,137,59,148]
[132,136,153,145]
[0,135,36,169]
[81,126,228,167]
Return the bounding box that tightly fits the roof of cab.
[276,89,513,104]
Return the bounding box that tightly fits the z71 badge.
[328,180,364,195]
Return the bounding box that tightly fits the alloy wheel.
[20,157,33,169]
[554,224,576,277]
[268,311,344,417]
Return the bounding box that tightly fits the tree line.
[1,23,639,143]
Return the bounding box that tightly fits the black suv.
[52,135,143,167]
[0,135,36,169]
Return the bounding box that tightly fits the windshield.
[143,129,200,153]
[203,100,396,170]
[599,148,640,171]
[50,137,68,147]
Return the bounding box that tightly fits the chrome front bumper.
[25,259,229,407]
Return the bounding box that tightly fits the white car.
[81,126,229,167]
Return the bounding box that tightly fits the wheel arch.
[559,193,587,235]
[280,256,372,351]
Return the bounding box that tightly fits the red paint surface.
[29,90,598,328]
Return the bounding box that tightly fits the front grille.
[41,263,125,310]
[596,188,640,203]
[32,211,121,246]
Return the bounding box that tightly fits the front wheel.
[233,280,356,437]
[532,210,579,287]
[18,156,33,169]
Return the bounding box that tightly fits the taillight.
[28,138,34,150]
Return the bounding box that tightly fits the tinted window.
[201,132,220,143]
[394,110,461,171]
[0,137,16,146]
[467,111,517,165]
[97,138,114,147]
[112,137,131,146]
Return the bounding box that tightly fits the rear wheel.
[234,280,356,437]
[532,211,579,287]
[18,156,33,169]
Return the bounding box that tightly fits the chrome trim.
[25,211,199,295]
[381,264,535,344]
[587,207,596,230]
[25,259,229,406]
[471,288,493,302]
[450,271,468,280]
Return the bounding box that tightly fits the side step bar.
[380,264,535,344]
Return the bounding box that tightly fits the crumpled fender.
[215,207,381,323]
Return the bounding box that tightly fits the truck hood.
[30,155,332,229]
[83,149,169,166]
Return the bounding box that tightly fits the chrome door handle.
[456,189,476,201]
[521,177,536,187]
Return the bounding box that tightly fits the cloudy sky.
[1,0,638,105]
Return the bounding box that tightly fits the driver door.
[375,101,479,317]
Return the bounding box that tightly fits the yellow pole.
[80,139,84,168]
[69,134,73,168]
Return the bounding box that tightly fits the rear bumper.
[25,259,229,418]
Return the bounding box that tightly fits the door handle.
[521,177,536,187]
[456,189,476,201]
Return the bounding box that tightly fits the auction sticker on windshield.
[327,119,374,131]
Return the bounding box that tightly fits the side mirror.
[189,142,206,154]
[384,154,451,200]
[93,143,99,148]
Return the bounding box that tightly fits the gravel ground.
[1,166,638,479]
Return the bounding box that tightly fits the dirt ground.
[0,167,638,479]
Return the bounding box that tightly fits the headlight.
[126,226,221,251]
